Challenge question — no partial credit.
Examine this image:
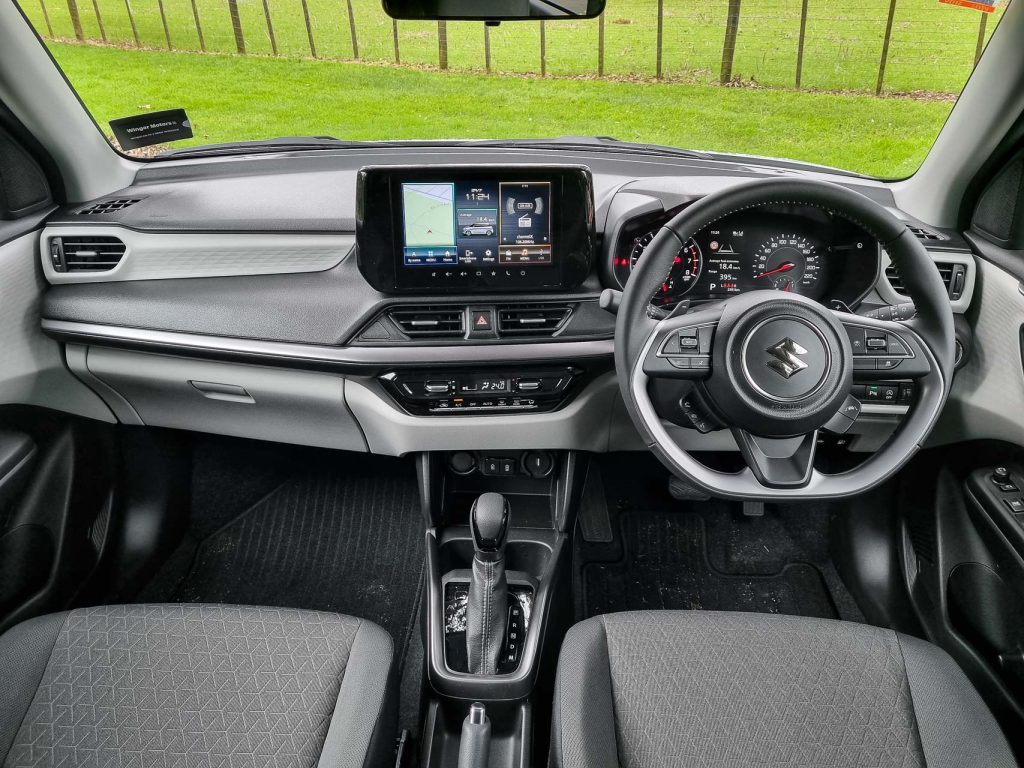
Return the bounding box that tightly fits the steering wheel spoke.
[732,429,818,489]
[835,311,936,380]
[641,306,723,381]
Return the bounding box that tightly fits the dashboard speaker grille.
[54,235,127,272]
[497,303,572,335]
[76,198,141,215]
[388,306,465,338]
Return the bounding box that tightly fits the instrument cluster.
[611,204,879,309]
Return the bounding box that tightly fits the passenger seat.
[0,604,396,768]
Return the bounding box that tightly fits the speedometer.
[752,234,821,294]
[630,231,703,304]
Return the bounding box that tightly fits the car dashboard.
[34,145,978,457]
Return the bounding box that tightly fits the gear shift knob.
[470,492,509,557]
[466,492,510,675]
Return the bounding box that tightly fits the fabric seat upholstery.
[552,611,1017,768]
[0,604,396,768]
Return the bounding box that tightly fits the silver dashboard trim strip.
[41,319,615,370]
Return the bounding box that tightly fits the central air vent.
[907,224,946,242]
[50,235,126,272]
[388,305,465,338]
[885,261,966,300]
[497,304,572,336]
[76,198,141,215]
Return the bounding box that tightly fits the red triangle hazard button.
[471,310,493,333]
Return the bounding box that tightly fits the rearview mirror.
[382,0,605,21]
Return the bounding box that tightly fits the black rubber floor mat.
[149,458,425,665]
[583,511,838,619]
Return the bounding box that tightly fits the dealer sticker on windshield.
[109,108,193,150]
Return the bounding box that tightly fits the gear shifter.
[466,492,510,675]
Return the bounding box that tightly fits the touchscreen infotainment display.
[400,181,553,269]
[356,165,594,293]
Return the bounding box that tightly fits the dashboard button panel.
[380,366,581,415]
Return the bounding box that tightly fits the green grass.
[21,0,1002,93]
[49,41,954,176]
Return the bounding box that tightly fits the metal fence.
[27,0,1004,94]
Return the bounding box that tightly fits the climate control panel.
[380,366,581,415]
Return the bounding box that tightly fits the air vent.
[50,235,126,272]
[906,224,946,242]
[885,261,966,300]
[497,304,572,336]
[76,198,141,215]
[388,305,465,338]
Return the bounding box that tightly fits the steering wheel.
[616,178,955,500]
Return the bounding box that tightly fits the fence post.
[974,13,988,65]
[346,0,359,59]
[876,0,897,95]
[795,0,808,88]
[227,0,245,53]
[65,0,84,40]
[90,0,106,41]
[597,11,604,77]
[719,0,741,84]
[301,0,317,57]
[540,20,546,76]
[438,21,448,70]
[38,0,54,36]
[484,24,491,72]
[260,0,276,54]
[158,0,172,49]
[123,0,140,46]
[656,0,663,79]
[192,0,207,51]
[393,19,400,63]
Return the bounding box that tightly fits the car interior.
[3,0,1024,766]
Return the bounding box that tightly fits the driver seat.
[551,611,1017,768]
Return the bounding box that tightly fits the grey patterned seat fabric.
[0,604,396,768]
[552,611,1017,768]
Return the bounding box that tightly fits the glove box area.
[67,345,367,452]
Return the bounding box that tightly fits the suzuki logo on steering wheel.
[766,337,809,378]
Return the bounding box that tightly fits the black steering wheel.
[616,178,955,500]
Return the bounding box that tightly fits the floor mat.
[583,511,837,618]
[140,445,425,675]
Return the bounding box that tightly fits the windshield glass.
[18,0,1009,176]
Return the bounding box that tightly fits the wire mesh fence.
[22,0,1005,94]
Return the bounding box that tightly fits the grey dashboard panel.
[40,226,353,284]
[43,259,384,345]
[46,146,896,234]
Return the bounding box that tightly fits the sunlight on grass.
[50,42,953,177]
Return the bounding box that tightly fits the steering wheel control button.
[845,326,866,354]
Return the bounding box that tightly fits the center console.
[415,450,585,768]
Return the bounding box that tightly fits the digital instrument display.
[356,166,594,293]
[400,181,553,269]
[612,205,877,309]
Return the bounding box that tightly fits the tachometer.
[752,234,821,294]
[629,231,703,304]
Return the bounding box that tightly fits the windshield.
[18,0,1009,176]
